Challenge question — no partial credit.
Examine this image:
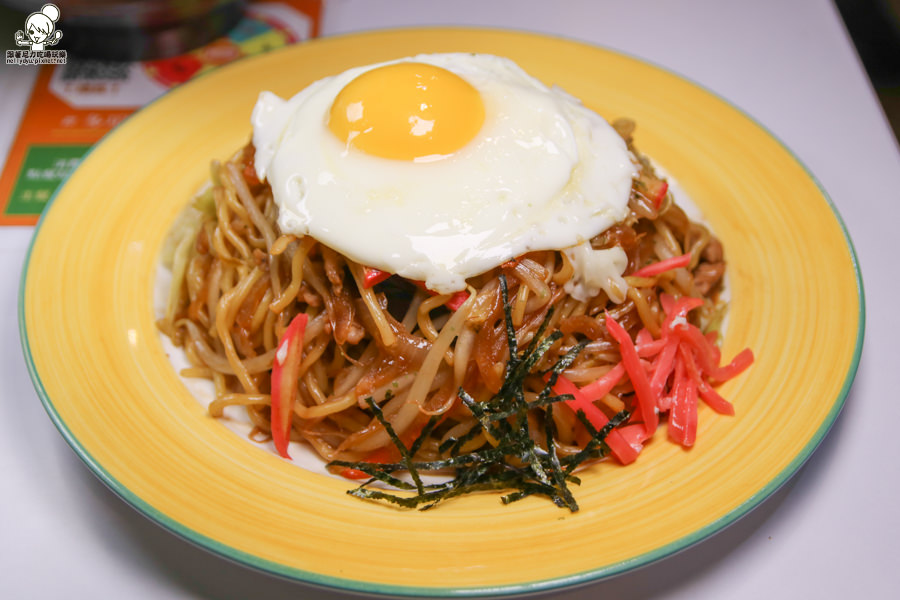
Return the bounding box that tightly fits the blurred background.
[1,1,899,143]
[1,1,248,60]
[836,0,900,142]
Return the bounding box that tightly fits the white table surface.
[2,1,898,598]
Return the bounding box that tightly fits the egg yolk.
[328,62,485,160]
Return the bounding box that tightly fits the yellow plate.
[19,29,863,596]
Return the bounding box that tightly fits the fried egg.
[252,53,636,298]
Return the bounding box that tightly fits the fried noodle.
[157,119,729,471]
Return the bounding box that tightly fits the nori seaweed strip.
[461,389,553,490]
[562,409,631,474]
[449,466,557,508]
[364,397,427,495]
[438,421,484,455]
[334,461,418,490]
[482,392,569,421]
[543,404,579,511]
[418,463,499,510]
[458,388,494,429]
[512,330,562,384]
[537,339,589,403]
[498,275,519,364]
[346,487,422,509]
[349,463,526,511]
[458,390,521,461]
[331,441,531,475]
[498,463,583,506]
[407,413,442,457]
[499,473,572,507]
[520,305,558,366]
[342,462,508,511]
[502,485,560,506]
[495,275,563,402]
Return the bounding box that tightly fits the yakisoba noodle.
[158,119,752,510]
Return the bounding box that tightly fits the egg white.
[252,53,637,296]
